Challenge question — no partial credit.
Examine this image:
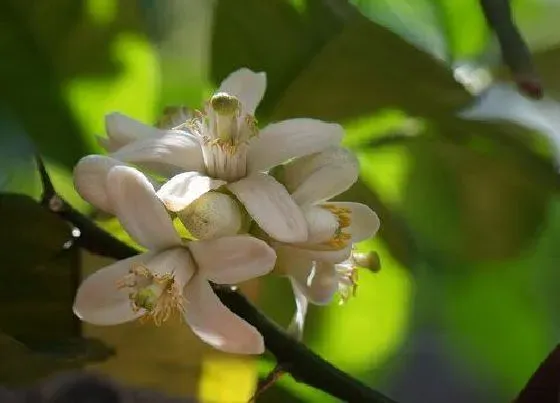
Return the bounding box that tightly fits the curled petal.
[183,275,264,354]
[110,130,204,176]
[287,278,309,341]
[290,261,338,306]
[284,147,359,206]
[102,112,162,152]
[73,253,154,326]
[157,172,226,212]
[248,119,344,173]
[73,155,124,213]
[217,68,266,115]
[188,236,276,284]
[227,173,308,243]
[107,166,180,250]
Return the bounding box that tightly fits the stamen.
[336,263,359,305]
[116,265,184,326]
[320,205,353,249]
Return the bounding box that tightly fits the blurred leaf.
[0,115,40,197]
[351,0,560,65]
[0,194,71,271]
[0,0,148,168]
[437,199,560,396]
[212,0,469,123]
[0,331,113,386]
[403,136,553,264]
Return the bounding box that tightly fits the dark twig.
[35,158,398,403]
[513,344,560,403]
[479,0,543,99]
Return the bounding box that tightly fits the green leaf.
[403,136,553,264]
[211,0,469,124]
[0,194,71,271]
[0,0,151,168]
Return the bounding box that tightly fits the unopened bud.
[179,192,244,240]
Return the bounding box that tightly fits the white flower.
[76,68,345,243]
[271,147,380,337]
[73,165,276,355]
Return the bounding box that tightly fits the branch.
[479,0,543,99]
[38,161,398,403]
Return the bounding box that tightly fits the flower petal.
[290,261,338,306]
[217,68,266,115]
[157,172,226,212]
[284,147,359,206]
[106,166,181,250]
[227,173,308,243]
[73,155,124,213]
[188,236,276,284]
[324,202,380,242]
[73,253,154,326]
[102,112,162,152]
[145,248,195,288]
[247,119,344,173]
[277,243,351,265]
[183,275,264,354]
[110,130,204,176]
[287,278,309,340]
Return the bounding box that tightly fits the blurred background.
[1,0,560,402]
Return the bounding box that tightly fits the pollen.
[116,265,184,326]
[320,205,352,249]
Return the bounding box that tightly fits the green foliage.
[2,0,560,401]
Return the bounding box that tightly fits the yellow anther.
[116,265,184,326]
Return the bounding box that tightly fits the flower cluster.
[72,68,380,354]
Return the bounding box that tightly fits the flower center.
[320,205,352,249]
[116,265,184,326]
[183,92,259,182]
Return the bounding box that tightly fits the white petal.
[227,173,308,243]
[188,236,276,284]
[183,275,264,354]
[247,119,344,173]
[217,68,266,115]
[110,130,204,176]
[106,166,181,250]
[145,248,195,288]
[73,155,124,213]
[301,206,339,244]
[157,172,226,212]
[277,243,351,265]
[103,112,161,152]
[290,261,338,306]
[284,147,359,206]
[73,253,154,326]
[287,278,309,341]
[324,202,380,242]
